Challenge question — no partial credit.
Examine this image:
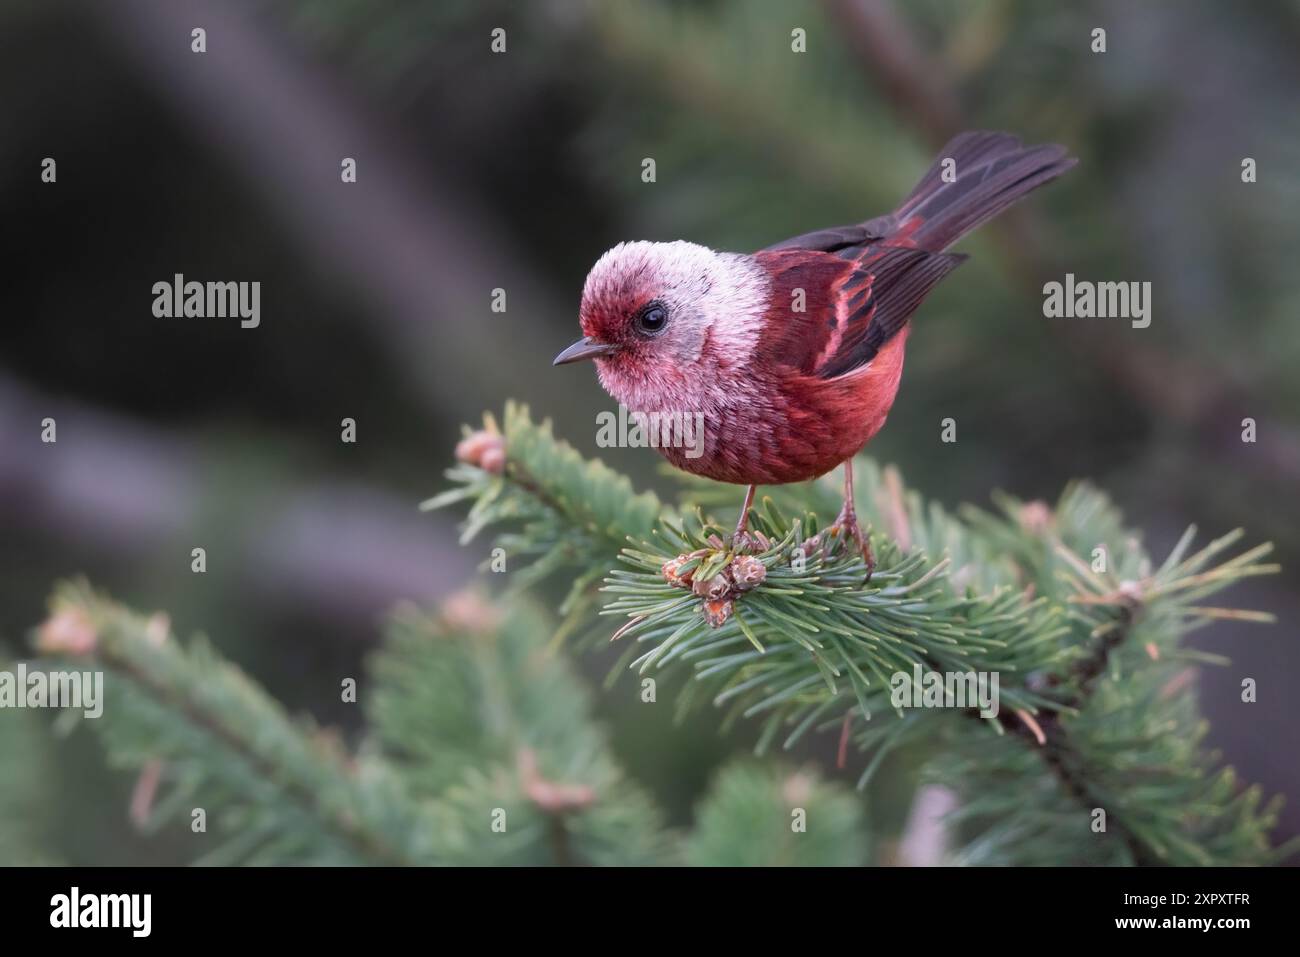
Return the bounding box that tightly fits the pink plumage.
[555,131,1076,572]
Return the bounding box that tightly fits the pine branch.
[0,682,57,865]
[946,490,1286,864]
[34,582,441,866]
[366,592,673,866]
[33,579,674,866]
[421,402,667,625]
[430,403,1288,865]
[684,763,868,866]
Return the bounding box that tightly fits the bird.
[554,131,1076,579]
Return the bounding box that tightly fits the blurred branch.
[86,0,574,422]
[824,0,961,144]
[50,586,430,865]
[896,784,956,866]
[0,374,466,630]
[37,581,871,865]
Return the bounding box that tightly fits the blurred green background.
[2,0,1298,864]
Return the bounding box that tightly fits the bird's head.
[554,240,770,409]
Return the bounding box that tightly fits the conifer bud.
[661,554,695,588]
[36,607,98,656]
[692,571,731,600]
[455,429,506,473]
[729,555,766,591]
[1018,501,1053,535]
[702,597,733,628]
[441,589,503,633]
[518,748,596,813]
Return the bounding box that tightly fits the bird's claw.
[818,503,876,586]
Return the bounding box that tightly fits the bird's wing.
[762,133,1075,257]
[761,217,893,255]
[753,246,966,379]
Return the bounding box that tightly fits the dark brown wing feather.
[763,131,1076,258]
[761,218,892,256]
[753,247,964,379]
[757,130,1075,375]
[818,247,964,378]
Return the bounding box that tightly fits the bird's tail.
[881,131,1077,253]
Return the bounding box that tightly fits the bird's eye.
[636,303,668,336]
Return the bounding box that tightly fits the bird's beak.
[553,336,619,366]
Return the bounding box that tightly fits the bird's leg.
[822,460,875,583]
[731,484,758,551]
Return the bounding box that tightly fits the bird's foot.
[729,528,769,555]
[816,501,876,585]
[730,485,761,554]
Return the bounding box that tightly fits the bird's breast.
[650,337,909,485]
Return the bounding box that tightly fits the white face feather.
[582,240,770,369]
